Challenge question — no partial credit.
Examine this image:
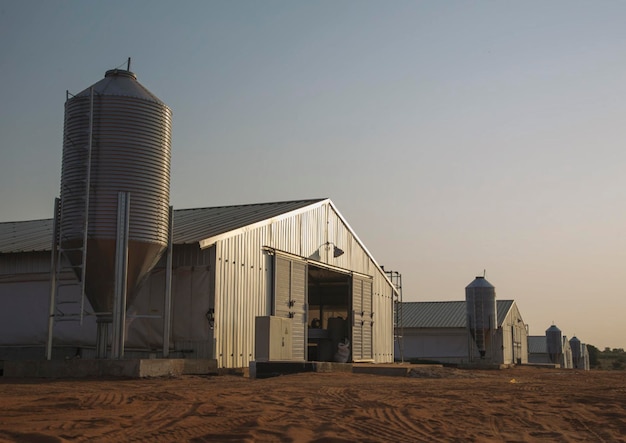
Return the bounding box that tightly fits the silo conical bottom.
[62,238,166,315]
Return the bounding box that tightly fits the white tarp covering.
[0,279,97,346]
[1,267,212,356]
[127,267,212,349]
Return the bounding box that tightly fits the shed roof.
[399,300,516,329]
[528,336,548,354]
[0,198,326,253]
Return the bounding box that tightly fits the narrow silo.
[60,68,172,341]
[569,336,583,369]
[465,276,497,361]
[546,325,562,365]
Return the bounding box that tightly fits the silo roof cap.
[546,324,561,333]
[104,69,137,80]
[465,276,494,289]
[73,69,166,105]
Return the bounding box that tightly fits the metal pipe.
[111,192,130,359]
[163,206,174,358]
[46,198,61,360]
[79,86,95,325]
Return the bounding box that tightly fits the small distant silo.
[546,325,563,365]
[465,276,497,361]
[59,68,172,338]
[570,336,583,369]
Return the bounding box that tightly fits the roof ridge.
[173,198,328,213]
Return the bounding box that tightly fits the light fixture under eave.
[333,246,344,258]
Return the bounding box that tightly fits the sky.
[1,0,626,350]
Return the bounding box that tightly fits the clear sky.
[1,0,625,350]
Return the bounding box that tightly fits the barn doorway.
[307,264,351,362]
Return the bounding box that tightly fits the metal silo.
[465,276,497,360]
[546,325,562,364]
[59,68,172,335]
[569,336,582,369]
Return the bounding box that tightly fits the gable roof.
[0,198,326,253]
[399,300,516,329]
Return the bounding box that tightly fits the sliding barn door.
[274,255,307,361]
[352,275,373,362]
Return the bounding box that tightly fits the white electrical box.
[255,316,292,361]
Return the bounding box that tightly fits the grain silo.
[56,66,172,357]
[465,276,497,361]
[569,335,583,369]
[546,324,562,364]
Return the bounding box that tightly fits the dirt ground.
[0,366,625,442]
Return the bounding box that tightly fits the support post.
[111,192,130,359]
[46,198,61,360]
[163,206,174,358]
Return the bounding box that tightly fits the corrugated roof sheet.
[173,199,325,245]
[0,219,55,253]
[528,336,548,354]
[0,199,326,253]
[399,300,515,329]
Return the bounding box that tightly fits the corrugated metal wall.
[497,303,528,365]
[273,255,307,360]
[213,228,272,368]
[212,201,395,368]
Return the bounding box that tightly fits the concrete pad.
[251,361,353,378]
[2,359,218,378]
[352,364,413,377]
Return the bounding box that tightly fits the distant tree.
[587,344,600,368]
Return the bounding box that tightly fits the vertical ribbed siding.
[352,278,363,360]
[274,256,291,318]
[212,200,395,368]
[362,279,373,360]
[214,228,271,368]
[290,260,307,360]
[372,274,394,362]
[272,255,306,360]
[351,276,375,362]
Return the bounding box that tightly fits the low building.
[396,299,528,365]
[528,326,589,369]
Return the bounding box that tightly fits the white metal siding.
[352,278,363,360]
[213,229,272,368]
[362,278,373,360]
[290,260,307,361]
[373,276,394,362]
[274,256,291,319]
[352,276,373,362]
[273,255,307,361]
[209,201,395,368]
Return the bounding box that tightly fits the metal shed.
[396,300,528,365]
[528,330,583,369]
[0,198,397,368]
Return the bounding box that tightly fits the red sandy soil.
[0,366,625,442]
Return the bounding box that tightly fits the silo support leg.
[112,192,130,359]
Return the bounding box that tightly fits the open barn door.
[352,275,374,362]
[273,254,307,361]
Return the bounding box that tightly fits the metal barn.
[528,330,584,369]
[396,300,528,365]
[0,198,397,369]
